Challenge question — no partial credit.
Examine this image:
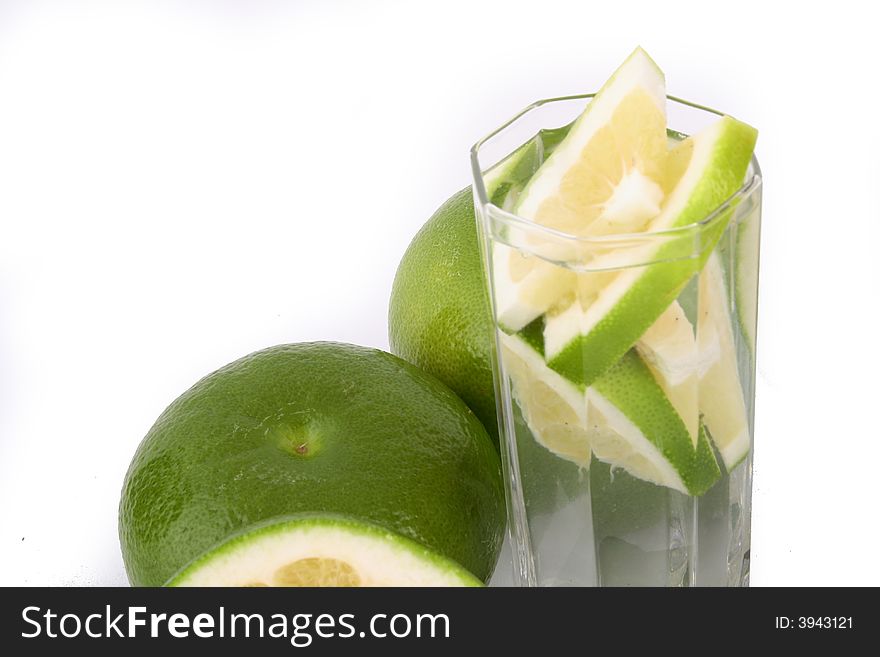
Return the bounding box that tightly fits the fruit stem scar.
[268,423,322,458]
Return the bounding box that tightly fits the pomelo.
[493,47,669,331]
[388,124,572,445]
[388,188,499,442]
[389,48,755,495]
[119,342,504,586]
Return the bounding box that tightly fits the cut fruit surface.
[589,350,720,495]
[170,517,482,587]
[119,343,504,586]
[545,115,758,387]
[458,48,758,497]
[492,47,668,331]
[500,332,590,467]
[636,301,702,445]
[698,254,751,469]
[514,48,668,232]
[504,321,719,493]
[494,251,576,331]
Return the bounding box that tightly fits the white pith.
[698,254,751,468]
[586,388,687,493]
[543,266,641,359]
[493,245,574,330]
[600,168,665,230]
[637,301,716,446]
[484,47,754,489]
[501,329,696,489]
[638,302,700,386]
[492,48,666,332]
[542,120,724,361]
[515,49,665,220]
[172,524,474,587]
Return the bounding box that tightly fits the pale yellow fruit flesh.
[273,557,362,587]
[586,388,687,493]
[529,88,669,236]
[698,254,751,469]
[494,48,673,332]
[500,333,591,467]
[172,523,480,587]
[636,301,700,446]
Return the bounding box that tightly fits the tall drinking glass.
[472,95,761,586]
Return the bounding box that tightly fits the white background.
[1,0,877,586]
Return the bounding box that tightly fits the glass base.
[501,406,751,587]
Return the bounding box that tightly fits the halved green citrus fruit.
[169,516,482,587]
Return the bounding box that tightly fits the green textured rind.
[548,117,758,387]
[119,342,504,586]
[592,351,720,496]
[549,253,695,385]
[514,324,719,495]
[388,123,571,445]
[487,124,570,209]
[167,514,484,587]
[516,315,548,357]
[389,189,500,443]
[692,424,723,496]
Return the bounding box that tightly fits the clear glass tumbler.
[471,95,761,586]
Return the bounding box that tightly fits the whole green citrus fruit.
[119,342,504,586]
[388,189,498,442]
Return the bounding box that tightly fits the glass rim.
[470,93,762,247]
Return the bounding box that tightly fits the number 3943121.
[775,617,853,629]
